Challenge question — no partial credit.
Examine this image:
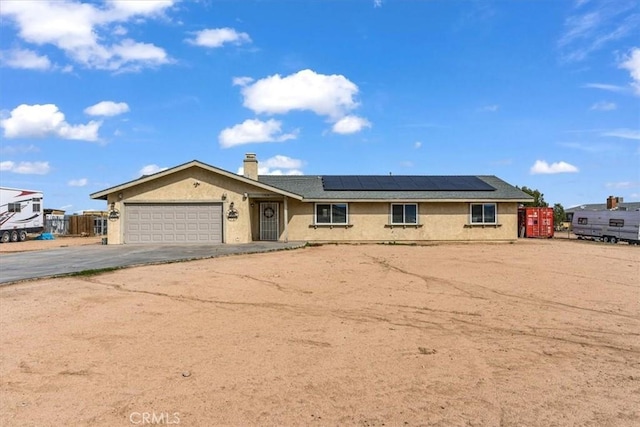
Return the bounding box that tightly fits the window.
[577,217,588,225]
[8,203,21,213]
[32,198,41,212]
[470,203,496,224]
[315,203,348,224]
[391,204,418,224]
[609,219,624,227]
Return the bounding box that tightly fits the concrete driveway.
[0,241,306,285]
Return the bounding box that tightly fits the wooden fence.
[44,215,107,236]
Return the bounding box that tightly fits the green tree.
[517,186,548,207]
[553,203,566,230]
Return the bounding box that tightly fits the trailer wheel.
[10,231,18,242]
[603,236,610,243]
[609,236,617,244]
[0,231,9,243]
[18,230,27,242]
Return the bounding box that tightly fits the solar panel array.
[321,175,495,191]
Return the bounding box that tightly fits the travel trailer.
[571,209,640,245]
[0,187,44,243]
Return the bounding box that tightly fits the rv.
[571,209,640,245]
[0,187,44,243]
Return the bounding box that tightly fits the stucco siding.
[106,166,275,244]
[285,200,518,242]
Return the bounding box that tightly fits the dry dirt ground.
[0,235,103,253]
[1,239,639,426]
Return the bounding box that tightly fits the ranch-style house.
[90,153,533,245]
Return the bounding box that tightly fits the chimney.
[243,153,258,180]
[606,196,618,210]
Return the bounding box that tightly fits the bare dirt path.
[0,236,102,253]
[1,239,639,426]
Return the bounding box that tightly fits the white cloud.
[601,129,640,140]
[478,104,499,112]
[414,141,422,149]
[0,160,50,175]
[68,178,88,187]
[237,155,305,176]
[84,101,130,117]
[240,69,360,119]
[187,28,251,48]
[589,101,617,111]
[582,83,628,93]
[1,104,101,141]
[619,47,640,95]
[331,115,371,134]
[109,39,169,71]
[106,0,176,17]
[139,164,167,177]
[0,0,175,72]
[233,76,254,87]
[530,160,579,174]
[112,25,127,36]
[558,2,639,62]
[0,48,51,70]
[238,167,304,176]
[262,155,304,170]
[262,169,304,175]
[218,119,298,148]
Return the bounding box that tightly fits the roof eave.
[90,160,303,201]
[302,197,534,203]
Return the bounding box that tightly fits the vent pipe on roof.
[243,153,258,180]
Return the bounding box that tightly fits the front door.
[260,202,279,241]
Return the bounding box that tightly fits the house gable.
[90,160,302,201]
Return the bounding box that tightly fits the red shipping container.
[518,207,554,238]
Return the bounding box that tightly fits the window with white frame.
[32,198,41,212]
[315,203,348,224]
[8,203,21,213]
[391,203,418,224]
[470,203,496,224]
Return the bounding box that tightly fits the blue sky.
[1,0,638,213]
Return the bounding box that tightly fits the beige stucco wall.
[101,166,519,244]
[284,200,519,242]
[104,166,276,244]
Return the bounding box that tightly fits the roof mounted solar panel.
[321,175,495,191]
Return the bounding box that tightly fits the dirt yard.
[0,235,103,253]
[1,239,638,426]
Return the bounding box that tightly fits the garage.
[125,203,222,244]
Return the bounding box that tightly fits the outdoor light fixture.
[222,193,227,200]
[242,192,248,200]
[118,192,123,200]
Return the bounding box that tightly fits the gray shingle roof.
[259,175,532,201]
[566,202,640,212]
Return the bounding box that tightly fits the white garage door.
[125,203,222,244]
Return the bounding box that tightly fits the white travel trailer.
[0,187,44,243]
[572,209,640,245]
